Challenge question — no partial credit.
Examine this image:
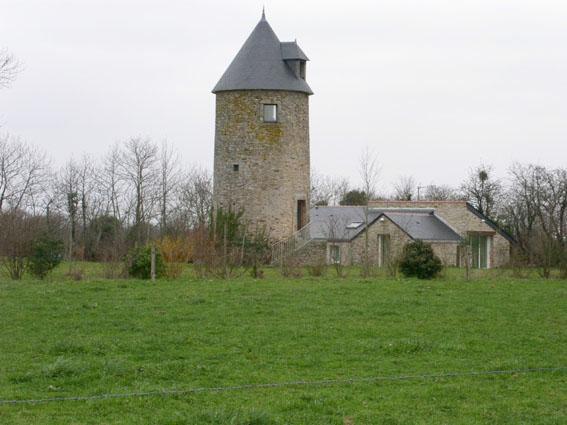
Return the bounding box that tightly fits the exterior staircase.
[271,222,313,265]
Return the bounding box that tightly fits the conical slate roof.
[212,14,313,95]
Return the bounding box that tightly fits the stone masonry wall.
[368,201,511,267]
[298,212,460,268]
[349,217,411,266]
[292,240,327,266]
[214,90,310,241]
[430,242,459,267]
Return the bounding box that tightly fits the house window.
[233,164,239,172]
[263,104,278,122]
[469,233,491,269]
[377,234,390,267]
[330,244,340,264]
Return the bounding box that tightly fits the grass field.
[0,265,566,424]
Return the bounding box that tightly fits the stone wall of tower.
[213,90,310,241]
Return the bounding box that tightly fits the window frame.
[377,234,390,268]
[262,103,278,123]
[469,232,492,269]
[299,61,306,80]
[329,244,341,265]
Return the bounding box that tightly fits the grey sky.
[1,0,566,193]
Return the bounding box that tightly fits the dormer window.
[263,104,278,123]
[300,61,306,80]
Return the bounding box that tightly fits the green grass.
[0,265,566,424]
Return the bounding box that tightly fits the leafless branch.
[0,49,21,89]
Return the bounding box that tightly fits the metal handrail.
[271,222,312,265]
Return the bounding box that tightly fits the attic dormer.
[281,41,309,81]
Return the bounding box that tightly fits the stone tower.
[212,11,313,241]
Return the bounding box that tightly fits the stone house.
[295,201,514,269]
[370,200,514,268]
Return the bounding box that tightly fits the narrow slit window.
[263,104,277,122]
[233,164,239,172]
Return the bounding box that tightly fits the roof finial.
[261,6,266,21]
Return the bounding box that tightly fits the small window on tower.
[263,104,277,122]
[233,164,239,172]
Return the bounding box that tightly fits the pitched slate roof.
[310,207,382,241]
[384,211,462,242]
[212,14,313,95]
[309,207,462,242]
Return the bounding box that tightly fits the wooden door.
[297,200,306,230]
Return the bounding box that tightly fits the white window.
[263,104,277,122]
[330,244,340,264]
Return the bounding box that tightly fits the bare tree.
[504,164,540,259]
[422,184,461,201]
[326,214,351,277]
[102,145,124,222]
[533,166,567,245]
[503,163,567,275]
[157,141,181,234]
[39,171,59,223]
[461,163,502,219]
[0,49,20,89]
[0,211,39,279]
[359,147,381,277]
[176,166,213,229]
[393,175,416,201]
[0,134,48,212]
[117,138,159,244]
[77,155,99,245]
[57,158,80,258]
[311,170,351,207]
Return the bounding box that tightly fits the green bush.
[28,235,64,279]
[127,245,165,279]
[399,240,443,279]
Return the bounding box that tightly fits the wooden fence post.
[151,245,156,282]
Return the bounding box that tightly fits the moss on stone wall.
[213,90,310,240]
[257,124,283,144]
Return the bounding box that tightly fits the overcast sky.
[1,0,566,192]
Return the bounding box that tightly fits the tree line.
[0,134,213,265]
[1,132,565,276]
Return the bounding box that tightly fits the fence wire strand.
[0,366,565,406]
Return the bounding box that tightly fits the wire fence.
[0,366,565,406]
